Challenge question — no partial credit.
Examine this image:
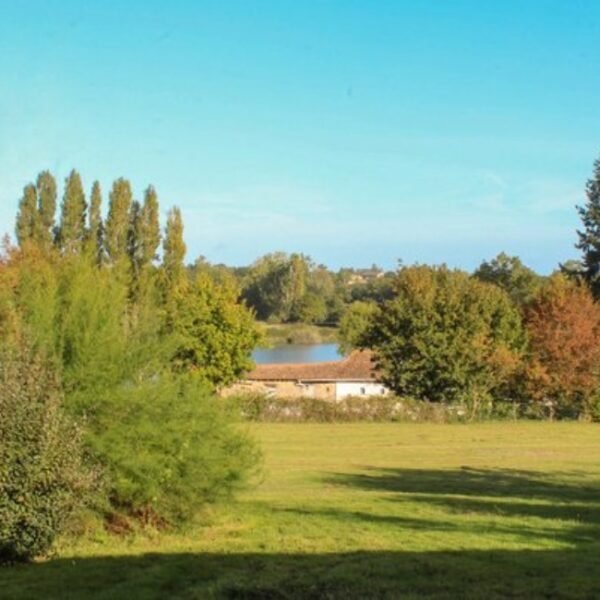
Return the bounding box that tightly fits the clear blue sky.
[1,1,599,272]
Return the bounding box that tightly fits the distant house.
[346,267,385,286]
[223,350,390,401]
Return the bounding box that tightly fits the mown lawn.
[2,422,600,599]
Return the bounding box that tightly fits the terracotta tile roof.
[246,350,378,382]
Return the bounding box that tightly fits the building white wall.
[335,381,389,401]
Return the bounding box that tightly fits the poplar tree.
[139,185,160,267]
[127,200,142,275]
[162,207,187,291]
[35,171,57,249]
[58,170,87,253]
[104,178,133,264]
[15,184,38,247]
[87,181,103,263]
[576,157,600,297]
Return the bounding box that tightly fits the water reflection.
[252,343,342,364]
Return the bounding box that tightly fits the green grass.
[261,322,339,346]
[2,422,600,599]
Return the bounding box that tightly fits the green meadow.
[2,422,599,599]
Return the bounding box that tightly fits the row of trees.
[340,157,600,420]
[1,170,261,562]
[195,252,395,325]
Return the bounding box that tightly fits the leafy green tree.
[104,178,133,264]
[364,266,525,405]
[86,181,103,263]
[169,274,261,388]
[161,206,187,293]
[473,252,542,305]
[15,184,38,247]
[139,185,160,267]
[35,171,57,250]
[293,291,328,324]
[58,170,87,253]
[338,301,379,354]
[574,156,600,297]
[242,252,309,322]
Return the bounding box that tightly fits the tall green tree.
[86,181,103,263]
[15,184,38,247]
[35,171,57,249]
[162,206,187,292]
[104,178,133,264]
[58,170,87,253]
[575,156,600,297]
[139,185,161,268]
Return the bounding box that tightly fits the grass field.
[2,422,600,599]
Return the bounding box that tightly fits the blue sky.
[1,1,599,272]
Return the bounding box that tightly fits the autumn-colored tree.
[524,275,600,419]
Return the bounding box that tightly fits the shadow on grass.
[2,468,599,599]
[1,548,600,599]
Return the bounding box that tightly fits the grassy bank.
[2,422,599,599]
[261,322,339,346]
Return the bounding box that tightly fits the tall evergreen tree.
[58,170,87,253]
[104,178,133,264]
[35,171,57,249]
[139,185,161,267]
[15,184,38,247]
[87,181,103,263]
[575,157,600,297]
[162,207,187,291]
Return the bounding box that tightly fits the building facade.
[223,350,390,401]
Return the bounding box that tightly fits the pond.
[252,343,343,364]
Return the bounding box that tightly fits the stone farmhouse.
[224,350,390,401]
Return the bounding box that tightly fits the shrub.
[85,375,261,525]
[0,343,95,563]
[228,394,520,423]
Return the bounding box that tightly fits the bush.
[0,343,95,563]
[229,394,521,423]
[85,376,261,525]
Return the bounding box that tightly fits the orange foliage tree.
[524,275,600,418]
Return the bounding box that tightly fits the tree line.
[338,157,600,421]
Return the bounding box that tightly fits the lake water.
[252,343,343,364]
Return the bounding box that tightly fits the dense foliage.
[89,377,259,524]
[0,342,95,563]
[523,275,600,419]
[1,170,262,559]
[363,266,526,406]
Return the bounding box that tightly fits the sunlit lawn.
[2,422,600,599]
